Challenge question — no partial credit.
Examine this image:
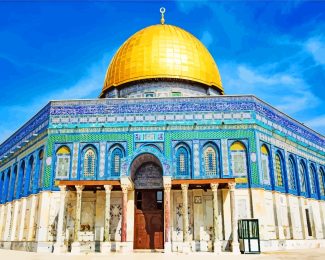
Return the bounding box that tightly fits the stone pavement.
[1,248,325,260]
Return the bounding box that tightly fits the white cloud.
[305,37,325,65]
[305,115,325,128]
[221,63,320,115]
[0,51,115,143]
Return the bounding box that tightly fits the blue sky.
[0,0,324,143]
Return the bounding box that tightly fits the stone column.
[71,185,84,254]
[211,183,221,253]
[101,184,113,253]
[35,191,51,252]
[121,184,128,243]
[10,200,20,241]
[0,204,5,239]
[18,197,27,241]
[181,183,190,252]
[229,183,240,254]
[3,203,12,241]
[164,181,172,252]
[27,194,38,241]
[53,186,67,253]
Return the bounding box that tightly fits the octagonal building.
[0,15,324,254]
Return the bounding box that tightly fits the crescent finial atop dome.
[160,7,166,25]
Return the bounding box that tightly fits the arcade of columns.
[52,180,239,254]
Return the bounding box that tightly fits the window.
[111,148,123,176]
[18,162,25,197]
[260,145,271,185]
[299,161,307,193]
[55,146,71,178]
[230,141,247,177]
[309,166,316,194]
[172,92,182,97]
[38,150,44,189]
[0,173,4,203]
[319,168,325,196]
[83,148,96,178]
[204,146,219,176]
[275,154,284,187]
[176,146,190,176]
[12,166,18,199]
[288,158,296,190]
[144,92,155,97]
[28,156,35,193]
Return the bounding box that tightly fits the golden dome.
[101,24,223,96]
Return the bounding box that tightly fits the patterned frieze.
[0,104,50,160]
[47,96,323,150]
[259,132,324,165]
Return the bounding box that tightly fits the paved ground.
[1,248,325,260]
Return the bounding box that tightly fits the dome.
[100,24,223,97]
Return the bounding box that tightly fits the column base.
[53,242,67,254]
[100,242,111,253]
[232,241,240,254]
[213,241,221,253]
[120,242,133,253]
[164,242,172,253]
[36,242,54,253]
[71,242,81,254]
[182,242,191,253]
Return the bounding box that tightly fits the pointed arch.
[288,156,297,190]
[110,146,124,177]
[275,152,284,187]
[260,144,271,185]
[55,145,71,179]
[230,141,247,177]
[319,167,325,196]
[38,149,44,190]
[175,143,191,177]
[82,146,97,179]
[203,143,220,177]
[308,164,317,195]
[299,160,307,193]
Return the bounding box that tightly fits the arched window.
[309,165,316,194]
[319,168,325,196]
[260,145,271,184]
[0,172,4,203]
[288,157,296,190]
[18,161,25,198]
[28,156,35,194]
[12,166,18,199]
[299,161,307,193]
[204,145,219,176]
[176,146,190,176]
[111,148,123,176]
[55,146,71,178]
[38,150,44,189]
[230,141,247,177]
[275,153,284,187]
[83,147,96,178]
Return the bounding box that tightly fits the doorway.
[131,157,164,250]
[134,190,164,249]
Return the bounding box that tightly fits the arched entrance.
[131,153,164,250]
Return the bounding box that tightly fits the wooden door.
[134,190,164,249]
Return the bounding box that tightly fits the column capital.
[164,183,172,191]
[228,183,236,191]
[75,185,84,193]
[104,185,113,193]
[181,183,189,191]
[58,185,67,192]
[211,183,219,192]
[121,184,128,194]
